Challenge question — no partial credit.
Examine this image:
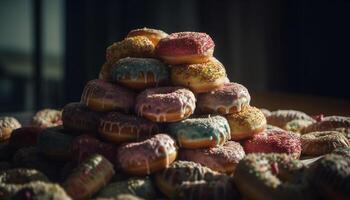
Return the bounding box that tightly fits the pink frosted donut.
[81,79,135,112]
[197,82,250,115]
[117,134,177,175]
[243,129,302,158]
[135,87,196,122]
[155,32,215,64]
[179,141,245,174]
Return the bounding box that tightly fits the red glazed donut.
[70,134,117,165]
[117,134,177,175]
[99,112,159,143]
[156,32,215,64]
[81,79,135,112]
[135,87,196,122]
[243,129,302,158]
[197,82,251,114]
[179,141,245,174]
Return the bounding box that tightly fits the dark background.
[0,0,349,113]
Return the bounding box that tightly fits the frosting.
[156,32,215,56]
[243,129,302,156]
[303,116,350,134]
[32,109,62,128]
[135,87,196,122]
[111,57,170,86]
[106,36,154,63]
[100,112,159,140]
[168,115,231,146]
[0,117,21,138]
[179,141,245,172]
[81,79,135,112]
[197,82,251,114]
[117,134,177,174]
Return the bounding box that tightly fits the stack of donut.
[1,27,350,200]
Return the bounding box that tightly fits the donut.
[37,126,74,160]
[179,141,245,174]
[168,115,231,148]
[106,36,155,64]
[301,131,350,156]
[99,112,159,143]
[155,32,215,64]
[127,27,168,46]
[111,57,170,90]
[117,134,177,175]
[260,108,272,117]
[0,117,21,141]
[171,58,229,93]
[62,102,105,134]
[12,147,63,181]
[307,154,350,199]
[9,126,42,151]
[302,116,350,135]
[0,168,49,185]
[99,62,113,81]
[176,175,239,200]
[97,177,156,199]
[284,119,313,133]
[70,134,117,164]
[31,109,62,128]
[64,154,115,200]
[197,82,250,114]
[266,110,315,129]
[332,147,350,157]
[226,105,267,140]
[81,79,136,112]
[8,181,71,200]
[234,153,314,200]
[155,160,237,200]
[135,87,196,122]
[243,129,302,158]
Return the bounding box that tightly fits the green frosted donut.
[168,115,230,148]
[111,57,170,89]
[37,126,74,160]
[97,177,155,199]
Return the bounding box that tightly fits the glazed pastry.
[301,131,350,156]
[156,32,215,64]
[127,27,168,45]
[99,112,159,143]
[260,108,272,117]
[0,168,49,184]
[111,57,170,89]
[62,102,105,134]
[9,126,42,151]
[0,181,71,200]
[64,154,115,200]
[235,153,314,200]
[97,177,156,199]
[81,79,136,112]
[266,110,315,129]
[179,141,245,174]
[226,105,267,140]
[135,87,196,122]
[243,129,302,158]
[32,109,62,128]
[117,134,177,175]
[284,119,313,133]
[12,146,63,181]
[37,126,74,160]
[307,154,350,199]
[302,116,350,135]
[197,82,250,114]
[70,134,117,164]
[155,160,237,200]
[168,115,231,149]
[0,117,21,141]
[171,58,229,93]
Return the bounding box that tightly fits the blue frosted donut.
[37,126,74,161]
[168,115,231,148]
[111,57,170,89]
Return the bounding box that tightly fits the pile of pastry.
[0,27,349,200]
